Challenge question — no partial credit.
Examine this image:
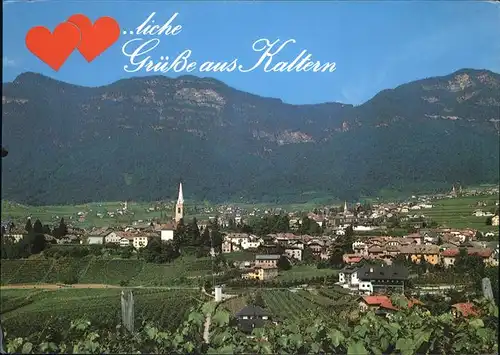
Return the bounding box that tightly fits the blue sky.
[3,0,500,105]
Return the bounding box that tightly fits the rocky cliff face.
[2,69,499,204]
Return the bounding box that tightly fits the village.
[1,182,498,330]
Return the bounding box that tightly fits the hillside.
[2,69,499,205]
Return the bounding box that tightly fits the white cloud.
[3,0,50,5]
[3,56,17,67]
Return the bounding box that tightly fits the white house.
[353,226,375,232]
[133,236,150,249]
[87,236,104,245]
[338,267,360,289]
[285,248,303,261]
[161,229,174,242]
[104,232,121,244]
[240,236,263,249]
[4,234,24,243]
[352,241,368,255]
[224,233,263,250]
[335,228,346,236]
[119,238,131,247]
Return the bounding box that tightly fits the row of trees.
[23,218,69,238]
[0,218,70,260]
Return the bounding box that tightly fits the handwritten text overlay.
[121,12,336,74]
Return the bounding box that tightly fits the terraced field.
[0,287,205,338]
[0,256,214,286]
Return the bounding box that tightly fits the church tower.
[175,182,184,223]
[343,201,348,215]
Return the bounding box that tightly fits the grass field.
[1,199,330,228]
[3,191,498,231]
[275,265,339,282]
[0,287,206,337]
[0,256,215,286]
[423,195,499,231]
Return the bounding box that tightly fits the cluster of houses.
[84,223,177,249]
[223,232,333,262]
[342,229,499,268]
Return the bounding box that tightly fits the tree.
[302,247,316,264]
[277,256,291,271]
[227,218,236,231]
[187,218,201,246]
[143,237,164,263]
[455,248,485,278]
[120,246,134,259]
[200,227,211,247]
[345,225,354,237]
[251,214,290,236]
[24,219,33,233]
[53,218,68,238]
[33,219,43,234]
[298,217,321,236]
[29,233,47,255]
[174,220,187,246]
[249,291,266,308]
[328,248,344,267]
[485,216,493,225]
[211,229,223,252]
[42,224,52,235]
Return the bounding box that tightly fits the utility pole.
[482,278,495,304]
[1,148,8,353]
[121,290,135,333]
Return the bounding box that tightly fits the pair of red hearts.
[25,14,120,71]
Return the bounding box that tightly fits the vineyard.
[5,296,496,354]
[0,287,206,338]
[218,287,359,321]
[0,256,214,286]
[260,287,358,321]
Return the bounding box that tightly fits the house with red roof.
[359,295,423,314]
[441,247,493,268]
[451,303,479,318]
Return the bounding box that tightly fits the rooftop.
[357,265,409,281]
[452,303,479,317]
[236,305,269,318]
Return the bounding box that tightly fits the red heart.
[67,14,120,62]
[25,22,81,71]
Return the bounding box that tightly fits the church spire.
[177,182,184,204]
[344,201,348,213]
[175,182,184,223]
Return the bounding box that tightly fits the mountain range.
[2,68,499,205]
